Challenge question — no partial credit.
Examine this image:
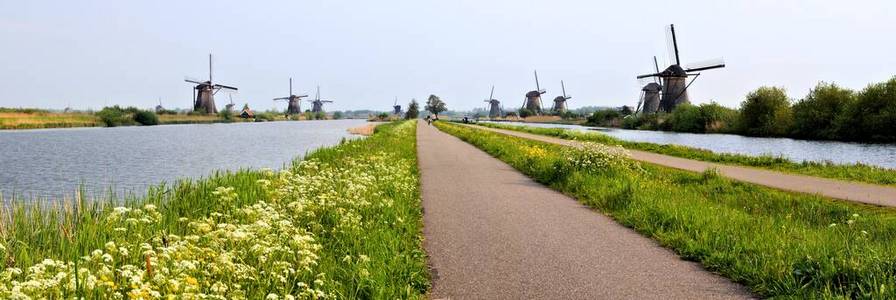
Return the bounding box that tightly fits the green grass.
[0,121,428,298]
[477,122,896,186]
[437,121,896,299]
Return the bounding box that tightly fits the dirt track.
[468,124,896,208]
[417,121,750,299]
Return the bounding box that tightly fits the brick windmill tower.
[273,78,308,115]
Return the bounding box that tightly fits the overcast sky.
[1,0,894,112]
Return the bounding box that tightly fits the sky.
[1,0,894,112]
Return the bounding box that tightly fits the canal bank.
[481,121,896,185]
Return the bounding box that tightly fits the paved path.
[467,124,896,208]
[417,121,750,299]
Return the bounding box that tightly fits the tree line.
[603,76,896,143]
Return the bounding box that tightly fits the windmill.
[308,85,333,113]
[636,24,725,112]
[483,85,501,118]
[551,80,572,113]
[225,94,236,112]
[155,97,165,113]
[184,54,238,114]
[273,78,308,115]
[637,56,663,114]
[522,70,546,115]
[392,97,402,115]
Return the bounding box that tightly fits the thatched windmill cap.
[642,82,662,92]
[660,65,688,77]
[525,90,542,97]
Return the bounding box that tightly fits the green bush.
[791,82,855,140]
[218,109,233,121]
[133,110,159,126]
[738,86,793,136]
[255,112,275,121]
[405,99,420,119]
[668,104,703,133]
[96,106,136,127]
[518,108,535,118]
[332,111,344,119]
[586,109,622,127]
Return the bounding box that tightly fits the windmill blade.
[561,80,567,98]
[489,85,494,100]
[534,70,540,90]
[685,58,726,72]
[665,24,681,66]
[215,84,238,91]
[321,100,334,103]
[184,76,203,84]
[636,72,661,79]
[273,97,289,101]
[296,94,309,98]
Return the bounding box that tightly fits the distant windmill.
[225,94,236,112]
[636,24,725,112]
[483,85,501,118]
[155,97,165,113]
[273,78,308,115]
[184,54,238,114]
[637,56,663,114]
[308,86,334,113]
[522,70,546,115]
[551,80,572,113]
[392,97,402,115]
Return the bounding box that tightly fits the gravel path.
[417,121,750,299]
[468,124,896,207]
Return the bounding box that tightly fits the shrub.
[518,108,535,118]
[96,106,134,127]
[218,109,233,121]
[332,111,344,119]
[667,104,703,133]
[586,109,622,127]
[698,102,738,133]
[791,82,855,140]
[255,112,275,121]
[738,87,793,136]
[133,110,159,126]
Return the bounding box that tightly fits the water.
[0,120,366,200]
[489,122,896,169]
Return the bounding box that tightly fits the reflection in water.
[490,122,896,169]
[0,120,366,200]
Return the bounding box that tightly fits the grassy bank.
[478,122,896,186]
[0,121,428,298]
[0,111,100,129]
[437,121,896,298]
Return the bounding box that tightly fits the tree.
[425,94,447,117]
[405,99,420,119]
[738,86,793,137]
[620,105,634,116]
[586,109,622,127]
[838,77,896,142]
[518,108,534,118]
[332,111,344,119]
[791,82,855,140]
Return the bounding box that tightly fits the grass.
[477,122,896,186]
[0,121,428,298]
[436,121,896,299]
[0,112,100,129]
[156,114,232,125]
